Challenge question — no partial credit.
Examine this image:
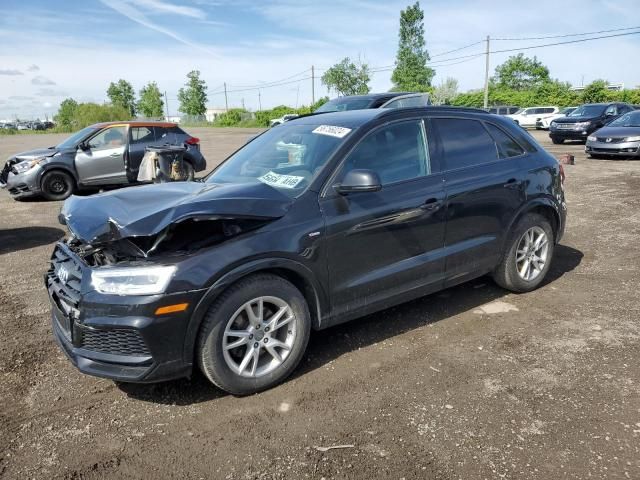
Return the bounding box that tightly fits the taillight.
[185,136,199,145]
[559,163,565,185]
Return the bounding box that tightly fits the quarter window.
[340,120,429,185]
[432,118,498,170]
[485,123,525,158]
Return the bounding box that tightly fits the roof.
[290,106,492,128]
[91,120,177,128]
[328,92,413,101]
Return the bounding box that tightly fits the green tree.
[137,81,165,118]
[54,98,78,130]
[493,54,550,91]
[178,70,208,116]
[431,77,459,105]
[107,79,136,116]
[581,79,609,103]
[391,1,435,91]
[321,57,371,96]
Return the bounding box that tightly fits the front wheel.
[493,213,555,293]
[41,170,75,201]
[197,274,311,395]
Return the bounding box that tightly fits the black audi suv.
[48,107,567,395]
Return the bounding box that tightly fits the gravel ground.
[1,128,639,480]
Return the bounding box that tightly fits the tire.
[41,170,75,201]
[197,274,311,395]
[551,137,564,145]
[492,213,555,293]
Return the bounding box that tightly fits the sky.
[1,0,639,120]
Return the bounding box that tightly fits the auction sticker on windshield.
[259,171,305,189]
[312,125,352,138]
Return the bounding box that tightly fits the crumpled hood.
[60,181,293,244]
[13,147,59,161]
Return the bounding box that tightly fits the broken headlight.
[91,265,176,295]
[13,158,44,174]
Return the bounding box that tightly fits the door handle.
[503,178,522,189]
[421,198,442,211]
[109,153,121,157]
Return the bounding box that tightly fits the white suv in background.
[507,106,560,128]
[535,107,577,130]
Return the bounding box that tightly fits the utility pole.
[483,35,490,109]
[164,91,169,119]
[258,90,262,111]
[295,84,300,109]
[241,98,245,110]
[311,65,315,105]
[224,82,229,112]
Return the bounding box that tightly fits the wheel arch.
[506,198,561,246]
[182,257,327,368]
[39,163,79,187]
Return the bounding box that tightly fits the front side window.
[87,126,127,150]
[605,105,617,116]
[339,120,429,185]
[432,118,498,170]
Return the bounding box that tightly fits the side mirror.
[334,169,382,195]
[78,141,89,151]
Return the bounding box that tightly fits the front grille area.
[596,137,625,143]
[47,245,83,305]
[79,326,151,357]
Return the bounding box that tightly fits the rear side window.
[485,123,525,158]
[432,118,497,170]
[130,126,155,144]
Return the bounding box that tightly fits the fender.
[181,256,328,367]
[504,195,562,248]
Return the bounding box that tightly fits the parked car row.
[1,120,54,130]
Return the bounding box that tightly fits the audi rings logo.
[58,265,70,283]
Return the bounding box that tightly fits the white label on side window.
[312,125,352,138]
[258,171,304,189]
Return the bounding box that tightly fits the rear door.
[74,125,128,185]
[430,117,527,286]
[127,126,157,182]
[321,118,447,318]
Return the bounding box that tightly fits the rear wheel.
[551,137,564,145]
[41,170,75,201]
[493,213,555,293]
[197,274,311,395]
[183,161,195,181]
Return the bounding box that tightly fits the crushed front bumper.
[47,242,207,383]
[5,165,43,198]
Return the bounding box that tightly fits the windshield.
[561,107,576,115]
[56,126,99,149]
[608,111,640,127]
[315,97,374,113]
[206,123,353,197]
[568,105,605,117]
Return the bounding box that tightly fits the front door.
[430,117,526,285]
[75,125,128,185]
[320,119,447,319]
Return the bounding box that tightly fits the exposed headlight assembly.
[91,265,176,295]
[13,158,44,174]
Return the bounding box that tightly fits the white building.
[205,107,227,122]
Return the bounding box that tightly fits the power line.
[493,25,640,41]
[221,69,310,90]
[430,40,485,58]
[209,76,312,95]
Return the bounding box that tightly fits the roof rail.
[377,105,490,118]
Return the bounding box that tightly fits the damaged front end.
[57,181,292,266]
[63,217,270,266]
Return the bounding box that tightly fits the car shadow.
[118,244,583,404]
[0,226,65,255]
